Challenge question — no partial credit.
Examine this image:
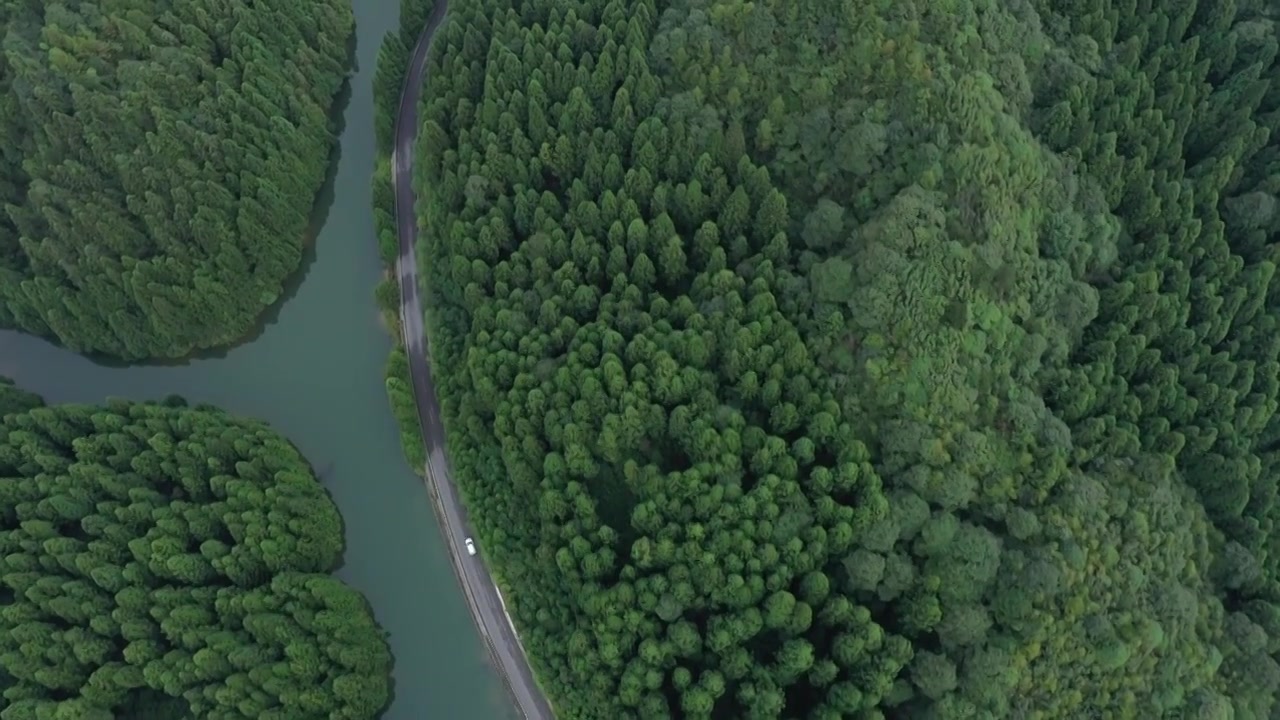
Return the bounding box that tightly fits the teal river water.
[0,1,515,718]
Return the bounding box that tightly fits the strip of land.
[390,3,556,718]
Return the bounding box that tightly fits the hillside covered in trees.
[0,383,391,719]
[408,0,1280,716]
[0,0,353,360]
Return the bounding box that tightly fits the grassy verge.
[370,0,436,476]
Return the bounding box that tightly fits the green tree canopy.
[391,0,1280,715]
[0,393,391,719]
[0,0,353,360]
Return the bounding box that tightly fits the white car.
[465,537,477,556]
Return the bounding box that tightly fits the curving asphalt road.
[390,4,556,719]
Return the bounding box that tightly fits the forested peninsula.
[410,0,1280,716]
[0,380,392,719]
[0,0,353,361]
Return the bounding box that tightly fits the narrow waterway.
[0,1,514,717]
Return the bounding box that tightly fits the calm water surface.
[0,1,514,717]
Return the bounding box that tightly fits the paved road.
[390,4,556,719]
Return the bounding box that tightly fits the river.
[0,1,514,718]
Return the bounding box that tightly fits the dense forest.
[0,0,353,360]
[407,0,1280,716]
[0,381,391,719]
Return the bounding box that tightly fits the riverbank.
[371,0,434,476]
